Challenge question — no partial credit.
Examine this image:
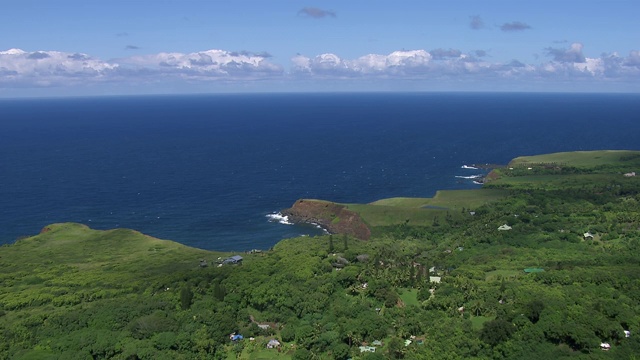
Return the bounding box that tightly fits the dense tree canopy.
[1,151,640,359]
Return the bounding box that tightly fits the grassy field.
[398,288,420,307]
[345,203,440,227]
[0,223,228,314]
[509,150,640,167]
[470,316,493,331]
[346,189,508,227]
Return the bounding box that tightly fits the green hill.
[2,150,640,359]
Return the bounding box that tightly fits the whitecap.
[461,165,478,170]
[266,212,293,225]
[455,174,483,179]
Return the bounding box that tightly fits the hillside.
[1,150,640,359]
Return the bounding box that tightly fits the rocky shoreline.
[281,199,371,240]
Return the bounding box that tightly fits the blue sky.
[1,0,639,96]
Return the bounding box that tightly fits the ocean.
[1,92,639,251]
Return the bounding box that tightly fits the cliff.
[281,199,371,240]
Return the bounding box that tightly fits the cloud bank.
[1,44,640,91]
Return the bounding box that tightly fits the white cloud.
[1,46,640,92]
[115,49,283,78]
[0,48,117,86]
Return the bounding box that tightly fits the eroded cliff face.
[281,199,371,240]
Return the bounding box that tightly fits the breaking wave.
[461,165,478,169]
[455,174,483,179]
[266,212,293,225]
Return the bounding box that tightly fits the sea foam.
[266,213,293,225]
[461,165,478,170]
[455,174,483,179]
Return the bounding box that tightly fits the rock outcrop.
[281,199,371,240]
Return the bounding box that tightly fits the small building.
[404,339,412,346]
[223,255,243,265]
[623,172,636,177]
[230,334,244,341]
[267,339,281,349]
[600,342,611,351]
[498,224,512,231]
[584,232,594,240]
[624,330,631,338]
[372,340,383,346]
[429,276,442,283]
[258,324,270,330]
[359,346,376,353]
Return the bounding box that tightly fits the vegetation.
[1,150,640,359]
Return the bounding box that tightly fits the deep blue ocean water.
[1,93,639,251]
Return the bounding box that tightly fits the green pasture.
[427,189,508,209]
[352,189,507,227]
[371,189,507,210]
[346,203,440,227]
[369,197,432,208]
[509,150,640,167]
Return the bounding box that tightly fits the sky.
[1,0,639,97]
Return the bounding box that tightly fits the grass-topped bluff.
[1,150,640,359]
[282,150,640,240]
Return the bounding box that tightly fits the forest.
[1,150,639,359]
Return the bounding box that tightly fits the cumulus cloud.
[546,42,586,63]
[501,21,531,32]
[469,15,485,30]
[0,48,117,86]
[298,7,336,18]
[292,50,436,77]
[2,46,640,91]
[27,51,50,60]
[0,48,283,88]
[116,49,283,78]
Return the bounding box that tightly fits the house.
[222,255,243,265]
[372,340,383,346]
[624,330,631,338]
[498,224,512,231]
[600,342,611,351]
[267,339,281,349]
[429,276,442,283]
[258,324,270,330]
[230,334,244,341]
[359,346,376,353]
[583,232,594,239]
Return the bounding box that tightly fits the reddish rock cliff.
[281,199,371,240]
